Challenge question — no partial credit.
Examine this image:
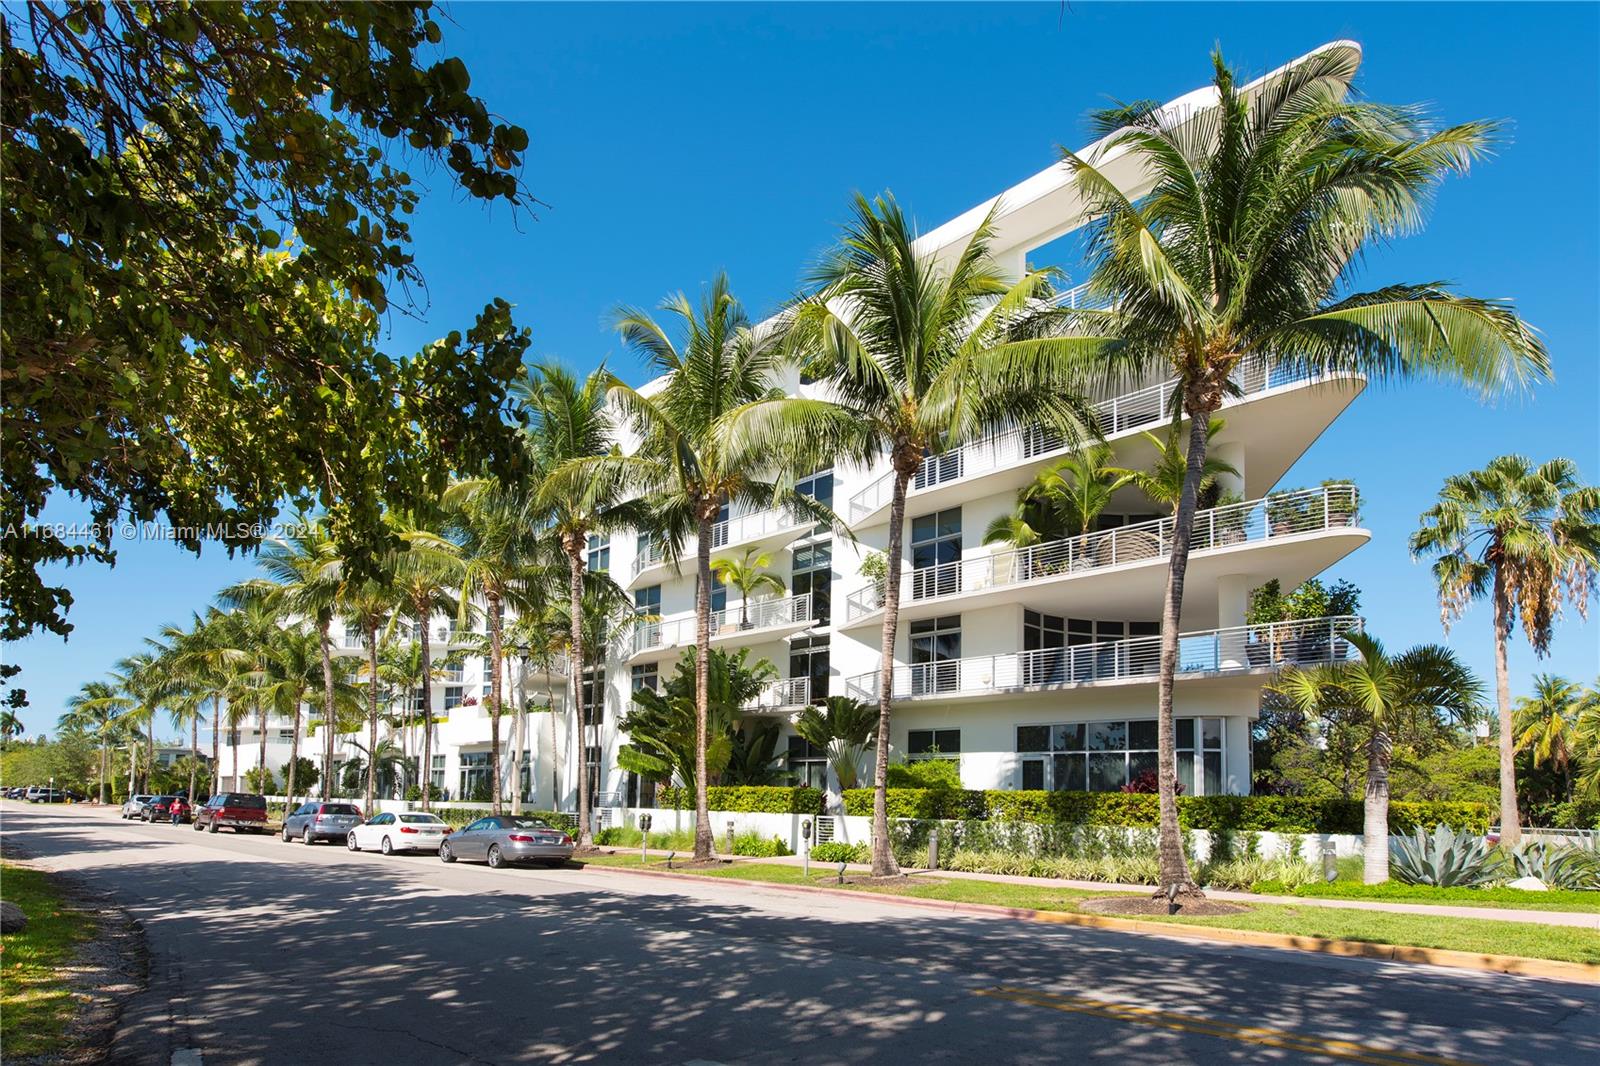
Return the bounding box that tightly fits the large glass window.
[634,585,660,618]
[786,736,827,789]
[631,663,658,693]
[1016,718,1223,793]
[797,468,834,534]
[458,751,492,801]
[711,571,726,614]
[910,508,962,598]
[909,615,961,695]
[1023,610,1066,685]
[791,541,832,625]
[907,728,960,761]
[444,686,465,710]
[586,534,610,574]
[430,755,445,793]
[581,668,606,718]
[789,634,830,705]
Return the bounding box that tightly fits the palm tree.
[1573,680,1600,799]
[605,274,839,862]
[721,197,1102,876]
[341,579,398,813]
[0,711,23,741]
[1410,456,1600,844]
[792,696,879,798]
[984,444,1132,552]
[1055,49,1549,894]
[712,548,786,628]
[259,624,361,810]
[1112,420,1237,514]
[1513,675,1584,804]
[108,652,166,794]
[1274,633,1482,883]
[522,361,648,840]
[62,681,125,802]
[339,739,412,799]
[386,515,464,812]
[504,605,570,810]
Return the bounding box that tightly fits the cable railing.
[631,506,813,579]
[631,539,669,579]
[843,616,1362,700]
[633,593,814,655]
[847,355,1341,521]
[844,485,1359,621]
[742,676,812,714]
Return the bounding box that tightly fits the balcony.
[843,615,1362,702]
[629,506,814,589]
[630,593,816,661]
[742,676,812,715]
[846,356,1362,524]
[843,485,1364,625]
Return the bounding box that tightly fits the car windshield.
[398,814,442,824]
[321,805,361,816]
[227,795,267,809]
[508,818,552,830]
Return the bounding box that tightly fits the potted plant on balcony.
[984,444,1130,577]
[1211,490,1248,546]
[712,549,786,630]
[1320,479,1358,528]
[857,550,888,609]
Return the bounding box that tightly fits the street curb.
[578,862,1599,984]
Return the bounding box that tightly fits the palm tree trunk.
[488,592,505,817]
[567,546,592,845]
[1363,728,1393,884]
[229,728,239,794]
[546,669,560,809]
[365,626,380,812]
[189,713,199,799]
[318,617,336,799]
[1154,408,1212,897]
[420,617,434,812]
[285,687,303,811]
[511,656,527,815]
[145,721,155,794]
[210,696,220,797]
[872,468,914,878]
[1492,567,1521,847]
[99,735,109,804]
[257,694,268,783]
[693,509,716,861]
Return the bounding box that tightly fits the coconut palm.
[1274,633,1482,883]
[712,549,786,628]
[340,578,399,813]
[720,197,1102,875]
[0,711,22,741]
[504,605,570,809]
[1513,674,1585,804]
[792,696,879,796]
[1410,456,1600,844]
[522,361,649,839]
[62,681,125,802]
[1055,48,1549,894]
[984,444,1132,551]
[386,515,464,812]
[106,652,168,794]
[259,625,362,809]
[602,274,845,861]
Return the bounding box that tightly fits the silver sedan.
[439,815,574,869]
[120,795,155,819]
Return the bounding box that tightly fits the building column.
[1213,439,1247,499]
[1216,573,1253,668]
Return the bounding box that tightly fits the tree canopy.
[1,2,539,689]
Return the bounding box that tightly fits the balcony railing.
[742,676,812,714]
[844,485,1359,620]
[631,507,812,579]
[847,355,1339,521]
[633,593,814,655]
[631,539,669,579]
[843,616,1362,700]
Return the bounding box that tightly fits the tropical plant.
[1411,456,1600,845]
[722,195,1102,875]
[724,720,786,786]
[244,766,278,794]
[386,514,464,813]
[0,711,22,740]
[1504,841,1600,891]
[1112,420,1236,515]
[792,696,879,794]
[1388,825,1501,887]
[1514,675,1585,804]
[340,739,412,799]
[1274,632,1483,883]
[712,549,787,628]
[1056,46,1548,895]
[341,577,400,813]
[61,681,124,803]
[984,444,1131,551]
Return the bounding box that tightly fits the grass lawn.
[576,854,1600,965]
[1254,878,1600,913]
[0,862,94,1057]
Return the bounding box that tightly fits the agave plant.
[1506,841,1600,891]
[1388,826,1503,888]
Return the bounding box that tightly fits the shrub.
[1389,826,1502,887]
[243,767,277,794]
[841,788,985,819]
[732,832,792,858]
[886,759,963,790]
[810,841,868,864]
[1198,856,1319,891]
[656,785,823,814]
[596,826,641,846]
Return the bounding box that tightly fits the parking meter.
[639,813,653,863]
[801,819,812,877]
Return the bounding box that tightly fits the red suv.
[194,792,268,834]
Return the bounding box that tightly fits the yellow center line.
[974,987,1485,1066]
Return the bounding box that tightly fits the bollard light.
[837,860,847,885]
[927,825,940,870]
[666,850,676,870]
[726,820,736,857]
[1321,840,1338,883]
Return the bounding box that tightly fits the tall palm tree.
[62,681,125,803]
[712,548,786,628]
[0,711,23,741]
[259,624,361,810]
[1513,674,1585,805]
[721,197,1101,876]
[1410,456,1599,844]
[504,604,570,809]
[208,599,284,792]
[1055,48,1548,894]
[984,444,1132,550]
[108,652,165,794]
[605,274,837,861]
[341,578,398,813]
[444,478,542,816]
[523,361,648,840]
[1275,633,1482,883]
[386,515,464,812]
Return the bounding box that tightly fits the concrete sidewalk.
[702,851,1600,929]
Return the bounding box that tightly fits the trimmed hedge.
[655,785,823,815]
[430,806,576,831]
[840,789,1490,834]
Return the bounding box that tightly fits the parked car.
[27,788,67,803]
[282,802,363,845]
[346,812,451,855]
[4,786,30,799]
[120,795,156,819]
[141,796,178,821]
[193,792,268,834]
[439,815,574,869]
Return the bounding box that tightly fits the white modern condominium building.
[219,42,1370,811]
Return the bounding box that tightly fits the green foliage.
[809,841,868,864]
[0,734,96,793]
[655,785,824,814]
[731,832,792,858]
[1247,578,1362,626]
[280,757,319,795]
[884,758,963,790]
[1388,826,1502,887]
[243,767,278,794]
[1,4,539,667]
[1504,841,1600,891]
[428,806,574,831]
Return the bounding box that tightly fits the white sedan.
[346,811,452,855]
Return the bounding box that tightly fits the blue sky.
[10,2,1597,736]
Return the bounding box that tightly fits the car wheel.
[439,842,455,864]
[302,826,315,845]
[486,844,504,869]
[207,820,218,834]
[380,836,393,856]
[347,832,360,852]
[193,821,203,832]
[282,825,293,842]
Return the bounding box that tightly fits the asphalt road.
[3,803,1596,1066]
